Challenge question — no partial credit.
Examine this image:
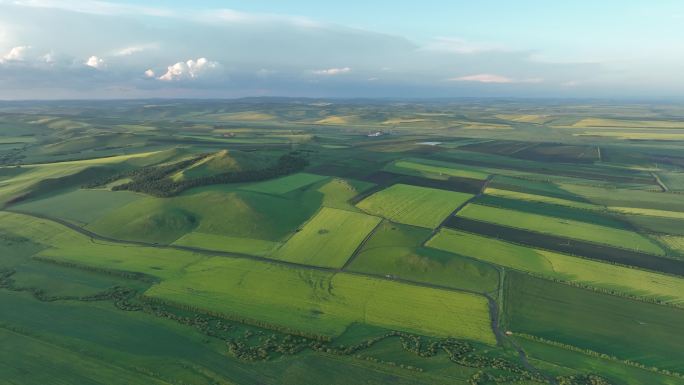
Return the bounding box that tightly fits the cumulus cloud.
[144,69,155,78]
[1,46,31,62]
[313,67,351,75]
[449,74,543,84]
[85,55,105,69]
[158,58,218,81]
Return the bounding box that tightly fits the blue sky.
[0,0,682,99]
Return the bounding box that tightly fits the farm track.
[652,171,669,192]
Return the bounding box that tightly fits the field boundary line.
[340,219,385,271]
[2,209,494,298]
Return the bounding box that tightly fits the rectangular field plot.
[426,228,684,306]
[387,158,490,181]
[483,187,599,211]
[357,184,473,228]
[144,257,496,343]
[347,221,499,293]
[173,232,280,257]
[457,204,665,255]
[240,172,328,194]
[271,207,381,268]
[505,272,684,373]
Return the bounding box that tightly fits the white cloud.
[313,67,351,75]
[449,74,543,84]
[1,46,31,62]
[449,74,514,83]
[422,37,503,54]
[85,55,104,69]
[115,45,152,56]
[158,57,218,81]
[42,52,55,63]
[144,69,155,78]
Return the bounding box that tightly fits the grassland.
[357,184,473,228]
[386,158,490,181]
[4,99,684,384]
[241,172,328,194]
[87,186,320,244]
[12,189,144,225]
[505,272,684,373]
[657,171,684,191]
[173,232,280,256]
[271,207,381,268]
[0,211,203,280]
[483,187,599,210]
[560,183,684,212]
[145,257,496,343]
[457,203,665,255]
[347,221,499,293]
[519,336,682,385]
[572,118,684,129]
[427,228,684,305]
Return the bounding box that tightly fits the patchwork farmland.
[1,99,684,385]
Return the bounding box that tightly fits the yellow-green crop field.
[483,187,600,210]
[271,207,381,268]
[457,204,665,255]
[357,184,473,228]
[145,257,496,343]
[388,158,490,180]
[427,228,684,306]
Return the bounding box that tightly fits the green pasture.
[426,228,684,305]
[387,158,490,181]
[347,221,499,293]
[145,257,495,343]
[519,337,682,385]
[173,232,280,256]
[357,184,473,228]
[457,203,665,255]
[271,207,381,268]
[12,189,143,225]
[241,172,328,195]
[505,272,684,373]
[87,187,320,244]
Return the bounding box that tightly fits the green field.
[387,158,490,181]
[427,228,684,305]
[4,99,684,384]
[519,337,682,385]
[483,187,599,210]
[271,207,381,268]
[241,172,328,194]
[145,257,496,343]
[12,189,144,225]
[505,272,684,373]
[347,221,499,293]
[457,203,665,255]
[357,184,473,228]
[87,186,320,245]
[173,232,280,256]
